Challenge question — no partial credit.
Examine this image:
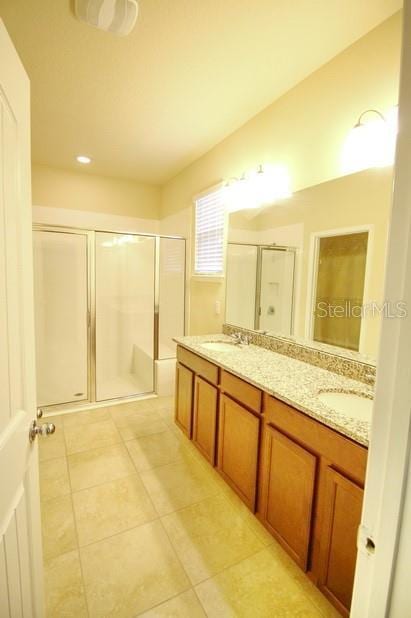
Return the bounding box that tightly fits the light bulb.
[76,155,92,164]
[341,106,397,174]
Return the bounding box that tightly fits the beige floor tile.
[73,474,157,546]
[44,550,88,617]
[223,485,275,547]
[109,398,157,416]
[266,542,341,617]
[195,547,323,617]
[64,419,121,455]
[63,407,111,427]
[156,407,175,423]
[39,457,71,502]
[80,520,190,617]
[41,495,77,561]
[38,420,66,462]
[112,407,169,440]
[166,420,186,441]
[141,397,171,411]
[125,430,188,472]
[68,443,136,492]
[162,493,264,584]
[152,396,174,411]
[296,577,341,618]
[139,457,221,516]
[137,589,206,617]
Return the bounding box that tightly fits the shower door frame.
[225,242,297,333]
[33,224,95,409]
[33,223,186,412]
[255,245,296,333]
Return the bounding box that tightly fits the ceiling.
[0,0,402,184]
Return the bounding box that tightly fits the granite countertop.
[174,334,373,447]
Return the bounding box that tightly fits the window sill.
[191,275,225,283]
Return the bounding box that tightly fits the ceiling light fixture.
[74,0,139,36]
[76,155,92,164]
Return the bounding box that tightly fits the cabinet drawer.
[264,393,367,485]
[221,370,262,414]
[177,345,219,385]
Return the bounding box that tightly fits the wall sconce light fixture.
[341,106,398,174]
[225,164,292,213]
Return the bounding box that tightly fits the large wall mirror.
[226,167,393,362]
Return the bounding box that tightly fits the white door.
[351,2,411,615]
[0,20,44,617]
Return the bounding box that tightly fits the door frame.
[304,224,374,353]
[351,2,411,615]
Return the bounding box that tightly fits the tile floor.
[39,396,340,617]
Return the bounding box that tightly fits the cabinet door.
[217,394,260,510]
[259,425,317,570]
[192,375,218,464]
[319,467,363,616]
[174,363,194,437]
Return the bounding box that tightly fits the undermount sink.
[317,391,373,422]
[200,341,241,352]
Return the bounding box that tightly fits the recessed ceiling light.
[76,155,92,164]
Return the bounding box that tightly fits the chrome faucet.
[231,332,250,345]
[230,332,242,344]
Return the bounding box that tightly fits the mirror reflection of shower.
[225,243,296,334]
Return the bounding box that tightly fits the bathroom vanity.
[174,335,371,617]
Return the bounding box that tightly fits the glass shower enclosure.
[225,242,296,334]
[33,226,185,409]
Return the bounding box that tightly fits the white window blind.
[194,188,226,276]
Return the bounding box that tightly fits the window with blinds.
[194,188,226,276]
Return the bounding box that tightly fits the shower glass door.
[95,232,155,401]
[33,230,89,407]
[226,243,258,329]
[259,248,295,334]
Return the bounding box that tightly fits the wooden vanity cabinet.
[217,393,261,510]
[260,393,367,617]
[192,375,219,464]
[259,424,317,570]
[174,345,368,617]
[175,346,220,458]
[318,467,364,615]
[217,371,263,511]
[174,362,194,437]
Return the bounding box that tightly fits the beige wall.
[160,13,401,338]
[32,164,161,219]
